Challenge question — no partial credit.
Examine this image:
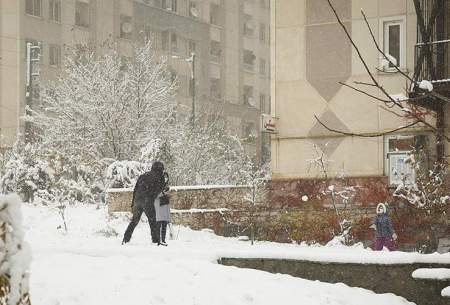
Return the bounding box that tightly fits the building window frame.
[25,0,42,18]
[379,16,406,71]
[75,0,90,28]
[49,0,61,22]
[49,44,61,67]
[259,23,266,43]
[384,134,421,186]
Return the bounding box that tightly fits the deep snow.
[22,204,445,305]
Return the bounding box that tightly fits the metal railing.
[414,39,450,82]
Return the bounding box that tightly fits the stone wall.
[219,258,450,305]
[106,185,252,213]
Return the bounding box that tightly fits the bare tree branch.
[314,115,421,138]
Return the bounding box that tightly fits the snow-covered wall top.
[106,185,251,193]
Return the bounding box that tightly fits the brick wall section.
[106,176,449,250]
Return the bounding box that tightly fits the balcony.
[414,39,450,90]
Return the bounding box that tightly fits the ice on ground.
[23,204,444,305]
[412,268,450,280]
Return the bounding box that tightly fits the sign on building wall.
[261,114,277,133]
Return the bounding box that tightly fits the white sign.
[261,114,277,133]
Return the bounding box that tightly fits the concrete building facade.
[0,0,271,161]
[271,0,450,185]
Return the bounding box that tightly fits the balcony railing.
[414,39,450,84]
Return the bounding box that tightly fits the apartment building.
[271,0,450,188]
[0,0,271,161]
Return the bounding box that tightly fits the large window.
[210,78,222,100]
[243,85,254,106]
[189,1,199,18]
[75,1,90,28]
[381,17,405,70]
[259,23,266,43]
[210,3,221,26]
[49,0,61,22]
[25,0,42,17]
[259,58,266,76]
[384,135,427,185]
[243,14,254,37]
[243,50,255,71]
[49,44,61,67]
[210,40,222,63]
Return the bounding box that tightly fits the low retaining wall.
[106,179,449,251]
[106,185,252,213]
[219,258,450,305]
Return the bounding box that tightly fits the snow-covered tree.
[31,41,177,161]
[142,112,255,186]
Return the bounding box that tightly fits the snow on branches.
[0,194,31,305]
[31,41,177,161]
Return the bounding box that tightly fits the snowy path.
[23,204,429,305]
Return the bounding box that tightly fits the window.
[259,58,266,76]
[120,15,133,39]
[171,0,177,12]
[384,135,427,185]
[243,85,254,106]
[171,33,178,53]
[260,94,266,113]
[243,15,254,37]
[144,26,159,47]
[25,0,42,17]
[49,44,61,67]
[75,1,90,28]
[381,17,405,70]
[49,0,61,22]
[243,122,257,143]
[210,41,222,63]
[188,40,196,56]
[210,4,221,26]
[210,78,222,100]
[243,50,255,71]
[259,23,266,42]
[189,1,199,18]
[161,0,177,12]
[162,31,169,51]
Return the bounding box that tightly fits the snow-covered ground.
[23,204,448,305]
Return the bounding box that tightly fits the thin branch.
[353,81,378,87]
[340,82,393,104]
[314,115,421,138]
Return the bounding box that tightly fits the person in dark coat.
[373,203,397,251]
[122,161,168,244]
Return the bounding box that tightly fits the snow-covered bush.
[0,142,53,202]
[105,160,148,188]
[0,194,31,305]
[393,148,449,253]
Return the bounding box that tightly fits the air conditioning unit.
[121,22,133,34]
